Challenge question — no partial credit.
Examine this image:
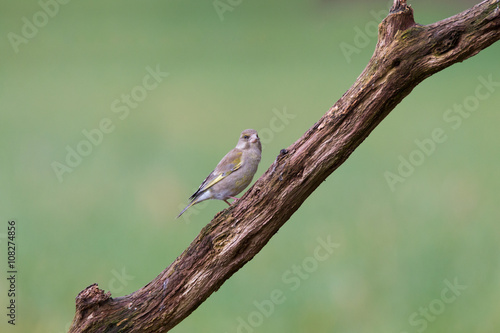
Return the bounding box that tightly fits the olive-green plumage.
[177,129,262,218]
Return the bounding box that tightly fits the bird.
[177,129,262,218]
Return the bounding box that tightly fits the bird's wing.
[189,149,243,199]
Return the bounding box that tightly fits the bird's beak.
[250,134,259,143]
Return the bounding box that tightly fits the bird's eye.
[243,135,249,139]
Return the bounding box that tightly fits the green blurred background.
[2,0,500,332]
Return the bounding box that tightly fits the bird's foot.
[224,197,240,206]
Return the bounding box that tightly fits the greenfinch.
[177,129,262,218]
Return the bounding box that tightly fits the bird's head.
[236,129,261,152]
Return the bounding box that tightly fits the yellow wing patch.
[196,152,243,193]
[202,160,241,190]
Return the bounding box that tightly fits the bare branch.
[69,1,500,332]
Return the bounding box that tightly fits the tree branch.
[69,1,500,332]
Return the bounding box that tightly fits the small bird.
[177,129,262,218]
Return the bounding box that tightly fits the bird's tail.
[177,200,196,219]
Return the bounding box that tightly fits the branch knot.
[75,284,112,312]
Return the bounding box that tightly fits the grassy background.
[1,0,500,332]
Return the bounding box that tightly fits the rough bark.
[69,1,500,332]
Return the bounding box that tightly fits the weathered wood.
[69,1,500,332]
